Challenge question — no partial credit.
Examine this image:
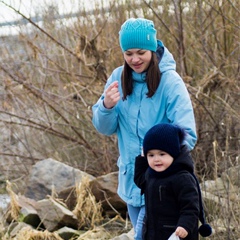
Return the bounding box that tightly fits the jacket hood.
[156,40,176,73]
[173,145,194,173]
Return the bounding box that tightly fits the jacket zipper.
[159,185,162,201]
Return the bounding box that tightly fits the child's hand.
[175,226,188,238]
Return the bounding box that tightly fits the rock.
[58,171,127,216]
[19,196,42,228]
[7,222,32,238]
[111,228,134,240]
[36,197,78,231]
[24,158,95,200]
[221,165,240,187]
[201,177,239,202]
[5,194,41,226]
[56,226,82,240]
[201,190,229,214]
[58,186,77,211]
[0,194,10,210]
[89,172,127,216]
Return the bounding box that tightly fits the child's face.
[146,149,174,172]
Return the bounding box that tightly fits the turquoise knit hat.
[119,18,157,52]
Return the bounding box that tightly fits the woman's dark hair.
[121,52,161,100]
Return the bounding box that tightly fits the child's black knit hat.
[143,123,185,158]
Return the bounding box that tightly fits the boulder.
[24,158,95,200]
[89,172,127,216]
[35,197,78,232]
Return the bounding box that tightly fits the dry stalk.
[5,180,20,220]
[73,175,103,229]
[213,140,218,180]
[14,227,63,240]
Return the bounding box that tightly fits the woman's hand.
[175,226,188,238]
[103,81,121,109]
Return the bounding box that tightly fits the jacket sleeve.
[92,75,119,135]
[164,71,197,150]
[173,173,200,236]
[134,155,149,193]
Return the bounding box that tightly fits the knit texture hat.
[119,18,157,52]
[143,123,185,158]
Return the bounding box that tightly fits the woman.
[92,18,197,240]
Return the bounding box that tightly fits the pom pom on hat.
[143,123,185,158]
[119,18,157,52]
[199,223,212,237]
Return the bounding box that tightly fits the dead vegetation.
[5,228,63,240]
[2,178,128,240]
[0,0,239,239]
[5,181,20,221]
[73,176,103,229]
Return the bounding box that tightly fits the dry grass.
[76,226,111,240]
[73,176,103,229]
[5,180,20,221]
[1,178,129,240]
[4,226,63,240]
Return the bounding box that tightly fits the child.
[134,123,212,240]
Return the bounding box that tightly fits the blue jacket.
[92,40,197,206]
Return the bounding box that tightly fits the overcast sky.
[1,0,65,23]
[0,0,113,35]
[0,0,112,23]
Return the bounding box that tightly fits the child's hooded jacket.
[134,146,200,240]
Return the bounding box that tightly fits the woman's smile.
[124,49,152,73]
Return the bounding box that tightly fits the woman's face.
[123,49,152,73]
